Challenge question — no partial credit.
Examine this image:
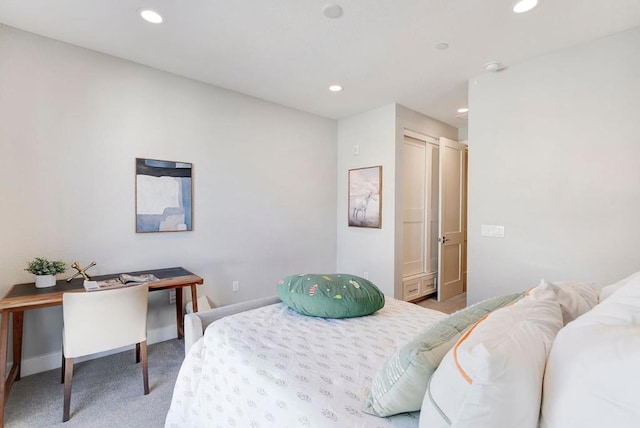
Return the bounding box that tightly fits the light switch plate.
[481,224,505,238]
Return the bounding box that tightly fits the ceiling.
[1,1,639,128]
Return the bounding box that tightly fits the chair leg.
[63,357,74,422]
[135,343,140,364]
[60,352,65,384]
[140,340,149,395]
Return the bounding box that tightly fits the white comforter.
[165,298,446,428]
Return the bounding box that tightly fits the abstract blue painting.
[136,158,193,232]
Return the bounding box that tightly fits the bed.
[165,297,446,427]
[166,272,640,428]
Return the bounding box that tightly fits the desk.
[0,266,203,427]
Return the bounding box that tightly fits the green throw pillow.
[277,273,385,318]
[363,292,524,417]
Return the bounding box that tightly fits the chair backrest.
[63,285,149,358]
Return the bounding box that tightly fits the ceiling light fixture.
[139,9,164,24]
[435,43,449,51]
[513,0,539,14]
[329,85,343,92]
[457,107,469,114]
[323,4,343,19]
[484,61,504,72]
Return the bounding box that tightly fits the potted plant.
[25,257,67,288]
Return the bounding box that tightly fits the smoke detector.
[484,61,505,72]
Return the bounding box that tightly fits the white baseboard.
[10,325,178,377]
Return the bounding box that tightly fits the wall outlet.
[232,280,239,292]
[169,289,176,304]
[363,272,369,279]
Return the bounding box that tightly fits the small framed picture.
[135,158,193,233]
[348,166,382,228]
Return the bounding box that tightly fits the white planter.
[35,275,56,288]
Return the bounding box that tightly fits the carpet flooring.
[415,292,467,314]
[4,339,184,428]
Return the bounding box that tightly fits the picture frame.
[348,165,382,228]
[135,158,193,233]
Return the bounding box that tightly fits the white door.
[402,136,427,277]
[402,134,439,278]
[437,137,465,301]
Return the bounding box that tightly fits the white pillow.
[599,270,640,301]
[553,280,599,308]
[185,295,212,314]
[540,275,640,428]
[362,293,523,417]
[420,291,563,428]
[531,279,598,325]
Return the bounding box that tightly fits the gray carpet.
[5,339,184,428]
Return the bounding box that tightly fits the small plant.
[25,257,67,276]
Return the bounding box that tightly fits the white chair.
[61,285,149,422]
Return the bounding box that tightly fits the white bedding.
[165,298,446,428]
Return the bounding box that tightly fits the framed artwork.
[348,165,382,228]
[135,158,193,233]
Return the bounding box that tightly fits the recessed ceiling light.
[457,107,469,114]
[329,85,343,92]
[140,9,164,24]
[323,4,343,19]
[435,43,449,51]
[513,0,539,14]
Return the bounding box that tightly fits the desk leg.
[190,285,199,313]
[175,288,183,339]
[11,312,23,382]
[0,310,9,426]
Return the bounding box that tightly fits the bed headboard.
[183,295,282,354]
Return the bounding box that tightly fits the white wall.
[336,104,397,295]
[336,103,457,297]
[468,27,640,303]
[0,25,337,371]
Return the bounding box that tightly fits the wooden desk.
[0,266,202,427]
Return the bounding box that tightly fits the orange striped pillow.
[420,293,563,428]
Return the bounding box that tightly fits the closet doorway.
[402,131,467,302]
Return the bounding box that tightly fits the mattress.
[165,297,447,428]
